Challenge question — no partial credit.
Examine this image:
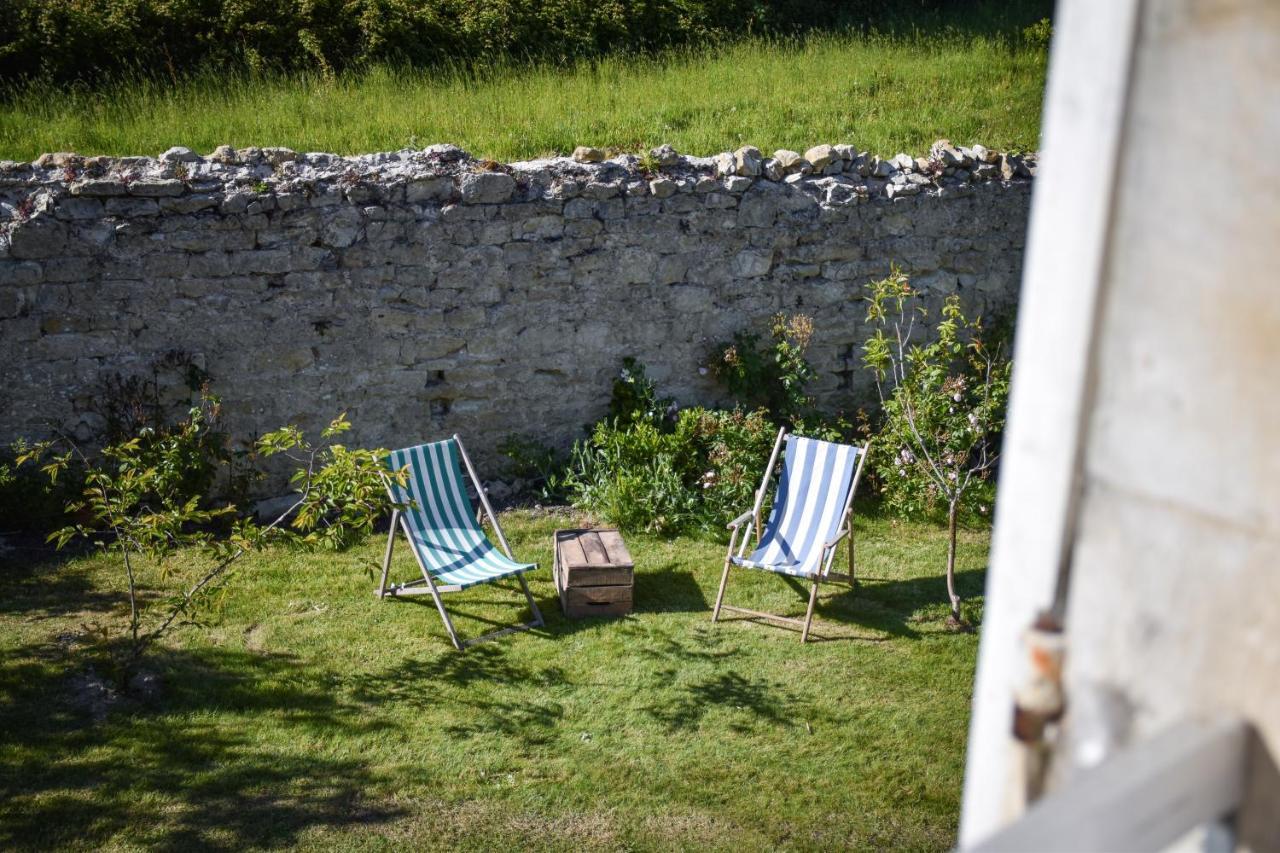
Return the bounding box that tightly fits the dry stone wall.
[0,141,1032,480]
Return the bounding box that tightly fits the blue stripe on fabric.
[789,440,845,574]
[741,436,862,576]
[766,436,819,567]
[753,437,800,566]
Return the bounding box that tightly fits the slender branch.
[143,477,314,650]
[898,389,949,492]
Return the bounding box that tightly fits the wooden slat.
[564,585,632,618]
[596,528,634,567]
[719,604,809,628]
[577,530,609,565]
[557,531,589,570]
[563,564,633,588]
[565,585,632,605]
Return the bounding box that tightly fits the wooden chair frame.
[711,428,871,642]
[376,434,543,650]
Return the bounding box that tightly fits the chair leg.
[712,553,734,623]
[848,525,857,588]
[377,512,398,599]
[517,571,544,627]
[801,577,821,643]
[425,583,462,650]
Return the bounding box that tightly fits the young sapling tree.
[862,268,1011,626]
[19,399,403,686]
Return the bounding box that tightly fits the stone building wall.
[0,141,1032,480]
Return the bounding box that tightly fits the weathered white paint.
[959,0,1142,843]
[964,0,1280,847]
[1060,0,1280,846]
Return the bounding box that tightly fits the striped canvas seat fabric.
[731,435,863,578]
[385,440,535,589]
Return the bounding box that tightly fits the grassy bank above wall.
[0,31,1046,162]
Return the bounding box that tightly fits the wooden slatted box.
[553,528,634,618]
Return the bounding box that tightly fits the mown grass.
[0,504,987,851]
[0,32,1046,162]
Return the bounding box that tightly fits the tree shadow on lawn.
[715,565,987,643]
[348,643,570,747]
[0,551,127,622]
[635,624,804,733]
[0,643,404,851]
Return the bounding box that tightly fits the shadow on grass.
[714,565,988,643]
[349,644,569,746]
[635,625,805,732]
[647,670,799,732]
[0,550,126,621]
[633,562,708,614]
[0,644,403,851]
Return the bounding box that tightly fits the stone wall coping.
[0,141,1035,225]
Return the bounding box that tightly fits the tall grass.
[0,31,1046,161]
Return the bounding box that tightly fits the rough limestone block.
[572,146,605,163]
[128,178,185,197]
[160,146,202,163]
[732,250,773,278]
[649,178,677,198]
[71,178,127,197]
[804,145,836,169]
[734,146,763,177]
[459,172,515,204]
[8,219,67,259]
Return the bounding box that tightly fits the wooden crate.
[553,528,634,619]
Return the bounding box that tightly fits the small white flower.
[698,366,709,376]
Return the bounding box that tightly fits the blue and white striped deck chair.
[712,428,871,642]
[377,435,543,650]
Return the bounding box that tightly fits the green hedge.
[0,0,941,86]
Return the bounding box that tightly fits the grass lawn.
[0,504,987,851]
[0,32,1046,162]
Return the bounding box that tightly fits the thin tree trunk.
[122,548,139,648]
[946,498,962,623]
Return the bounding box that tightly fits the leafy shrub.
[0,0,920,87]
[1,355,235,539]
[20,405,399,686]
[560,357,785,536]
[1021,17,1053,49]
[685,407,783,527]
[562,415,701,535]
[711,313,816,423]
[0,441,83,536]
[609,356,676,429]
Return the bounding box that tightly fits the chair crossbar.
[718,605,812,628]
[459,620,542,649]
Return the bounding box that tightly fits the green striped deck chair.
[712,428,871,642]
[377,435,543,650]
